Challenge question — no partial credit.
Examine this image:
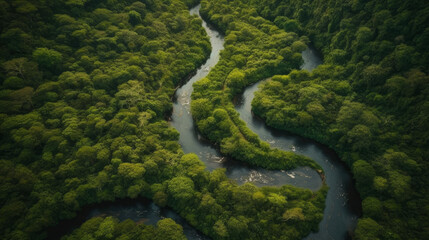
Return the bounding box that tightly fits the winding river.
[234,53,361,239]
[172,5,361,239]
[49,5,360,240]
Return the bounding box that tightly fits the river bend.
[49,5,360,240]
[172,5,361,239]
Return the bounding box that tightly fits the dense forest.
[0,0,325,240]
[63,216,187,240]
[251,0,429,239]
[1,0,428,239]
[0,0,210,238]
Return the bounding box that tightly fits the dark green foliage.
[62,216,187,240]
[0,1,326,240]
[0,0,209,238]
[251,0,429,239]
[32,48,62,73]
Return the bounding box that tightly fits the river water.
[234,48,361,239]
[171,6,322,190]
[49,5,360,240]
[172,5,361,239]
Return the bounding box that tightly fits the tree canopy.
[251,0,429,238]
